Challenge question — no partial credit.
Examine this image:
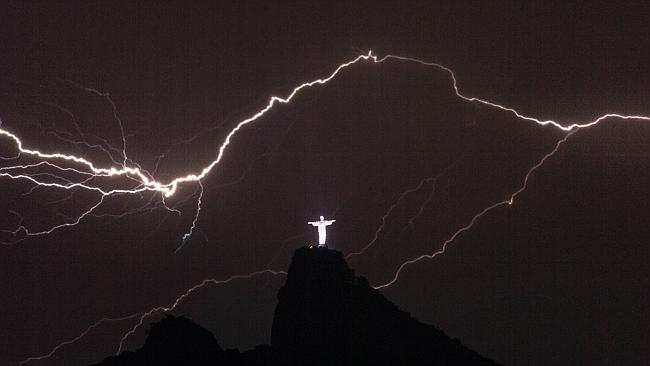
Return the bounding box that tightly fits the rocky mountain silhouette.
[94,247,500,365]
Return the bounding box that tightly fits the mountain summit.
[270,246,498,365]
[94,247,499,365]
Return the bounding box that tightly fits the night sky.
[1,2,649,365]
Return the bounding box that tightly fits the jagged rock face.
[271,247,499,366]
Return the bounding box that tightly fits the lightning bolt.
[346,157,462,260]
[0,53,377,200]
[17,314,143,366]
[176,181,204,252]
[6,51,650,364]
[373,129,578,289]
[2,51,649,239]
[115,269,287,355]
[16,269,286,365]
[375,54,650,130]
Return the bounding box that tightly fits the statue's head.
[320,215,324,220]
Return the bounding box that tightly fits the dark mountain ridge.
[95,247,500,365]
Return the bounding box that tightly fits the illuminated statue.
[308,216,336,247]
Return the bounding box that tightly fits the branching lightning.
[176,181,204,252]
[115,269,287,355]
[2,51,649,241]
[6,50,650,365]
[16,269,286,365]
[346,177,436,260]
[346,157,462,260]
[374,129,578,289]
[17,314,143,366]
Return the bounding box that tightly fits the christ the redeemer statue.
[308,216,335,247]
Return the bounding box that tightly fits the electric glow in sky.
[6,51,650,365]
[2,51,649,242]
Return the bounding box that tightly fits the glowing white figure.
[308,216,336,247]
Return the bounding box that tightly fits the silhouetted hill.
[93,247,500,365]
[95,315,224,366]
[270,247,498,366]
